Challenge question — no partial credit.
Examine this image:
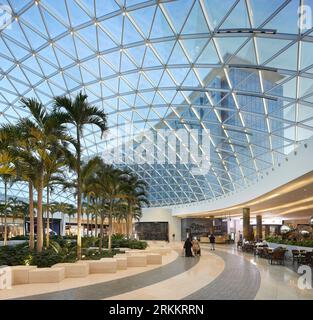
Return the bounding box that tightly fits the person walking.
[183,237,193,257]
[192,237,201,256]
[209,233,216,251]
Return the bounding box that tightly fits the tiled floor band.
[184,249,261,300]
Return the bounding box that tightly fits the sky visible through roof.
[0,0,313,207]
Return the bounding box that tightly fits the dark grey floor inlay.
[184,250,261,300]
[18,253,199,300]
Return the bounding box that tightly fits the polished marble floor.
[1,244,313,300]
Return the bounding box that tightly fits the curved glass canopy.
[0,0,313,206]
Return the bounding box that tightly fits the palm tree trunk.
[99,213,104,254]
[86,193,90,237]
[51,213,54,235]
[108,203,113,252]
[3,179,7,246]
[127,205,133,239]
[76,129,82,259]
[23,214,26,236]
[12,216,15,237]
[95,214,98,237]
[29,180,35,250]
[87,213,90,237]
[61,213,64,236]
[0,213,3,239]
[45,185,50,248]
[37,169,44,252]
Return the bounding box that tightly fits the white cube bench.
[146,253,162,265]
[126,255,147,267]
[52,263,89,278]
[28,267,65,283]
[125,250,151,255]
[79,259,117,274]
[103,257,127,270]
[149,248,171,255]
[12,266,37,285]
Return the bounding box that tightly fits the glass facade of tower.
[121,66,285,206]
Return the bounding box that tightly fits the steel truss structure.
[0,0,313,206]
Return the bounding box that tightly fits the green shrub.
[112,233,126,241]
[31,249,63,267]
[81,236,99,248]
[81,248,123,260]
[0,240,78,267]
[0,235,148,268]
[117,239,148,249]
[266,237,313,248]
[98,235,147,250]
[0,243,31,266]
[9,235,29,240]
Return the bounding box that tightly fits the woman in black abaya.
[183,237,193,257]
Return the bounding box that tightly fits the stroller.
[192,239,201,256]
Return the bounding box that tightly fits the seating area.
[1,249,167,287]
[240,241,313,267]
[291,250,313,267]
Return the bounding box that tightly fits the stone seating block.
[126,255,147,267]
[104,257,127,270]
[125,250,151,255]
[146,253,162,265]
[52,263,89,278]
[83,259,117,274]
[149,248,171,255]
[28,267,65,283]
[11,266,37,285]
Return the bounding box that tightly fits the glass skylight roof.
[0,0,313,206]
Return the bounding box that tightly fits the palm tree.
[123,173,149,238]
[0,150,16,245]
[64,203,77,236]
[90,165,127,252]
[18,200,29,236]
[0,122,40,250]
[53,92,107,258]
[81,156,103,238]
[20,98,74,252]
[0,176,14,245]
[8,197,25,237]
[50,202,72,236]
[90,201,100,238]
[49,202,59,236]
[43,147,72,247]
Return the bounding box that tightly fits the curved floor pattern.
[7,245,313,300]
[104,250,225,300]
[18,252,199,300]
[184,249,261,300]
